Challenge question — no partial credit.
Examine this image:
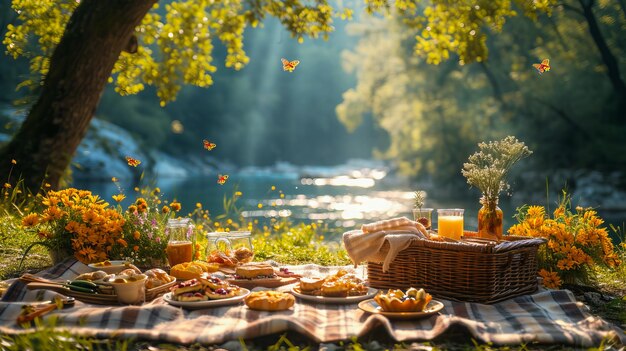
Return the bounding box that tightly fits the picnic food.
[206,246,254,266]
[170,274,242,302]
[299,270,368,297]
[299,277,325,294]
[76,270,108,281]
[145,268,176,289]
[235,263,276,280]
[374,288,432,312]
[244,291,295,311]
[170,261,219,280]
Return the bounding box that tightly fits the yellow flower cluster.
[24,188,125,264]
[509,199,621,288]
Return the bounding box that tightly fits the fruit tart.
[374,288,432,312]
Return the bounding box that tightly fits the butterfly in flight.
[126,156,141,167]
[203,139,216,151]
[532,59,550,74]
[217,174,229,185]
[281,58,300,72]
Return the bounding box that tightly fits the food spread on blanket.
[65,267,174,295]
[374,288,433,312]
[169,274,242,302]
[244,290,295,311]
[298,269,368,297]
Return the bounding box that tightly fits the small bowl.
[109,275,147,304]
[88,260,134,274]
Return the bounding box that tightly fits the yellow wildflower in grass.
[271,186,276,191]
[22,213,40,227]
[510,193,621,286]
[539,269,562,289]
[162,205,170,214]
[112,194,126,202]
[133,231,141,240]
[133,245,139,252]
[44,183,51,188]
[4,183,11,189]
[235,191,242,196]
[128,205,137,213]
[196,203,202,208]
[170,201,181,212]
[11,159,16,164]
[257,203,263,209]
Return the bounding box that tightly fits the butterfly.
[217,174,229,185]
[126,156,141,167]
[532,59,551,74]
[281,58,300,72]
[203,139,216,151]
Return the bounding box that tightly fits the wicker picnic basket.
[367,234,546,304]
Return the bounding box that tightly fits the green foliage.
[4,0,346,105]
[0,316,130,351]
[339,0,626,184]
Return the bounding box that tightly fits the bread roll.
[145,268,175,289]
[244,291,295,311]
[170,261,219,280]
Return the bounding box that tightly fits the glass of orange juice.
[165,218,194,266]
[437,209,464,240]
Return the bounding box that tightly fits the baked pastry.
[144,268,175,289]
[76,270,108,281]
[244,291,295,311]
[299,277,324,294]
[178,292,209,302]
[374,288,432,312]
[171,279,203,298]
[170,261,220,280]
[119,267,142,276]
[321,280,349,297]
[234,263,276,280]
[205,286,240,300]
[198,273,228,290]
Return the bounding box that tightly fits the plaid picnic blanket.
[1,259,624,347]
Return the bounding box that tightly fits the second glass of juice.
[437,209,464,240]
[165,218,194,266]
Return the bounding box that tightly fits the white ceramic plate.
[163,288,250,309]
[87,260,134,274]
[358,299,444,319]
[291,286,377,304]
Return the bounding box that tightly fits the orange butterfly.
[217,174,229,185]
[532,59,550,74]
[281,58,300,72]
[126,156,141,167]
[203,139,216,151]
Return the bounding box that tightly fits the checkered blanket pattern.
[1,259,623,347]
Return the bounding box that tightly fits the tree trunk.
[0,0,155,192]
[578,0,626,95]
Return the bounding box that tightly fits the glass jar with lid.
[205,231,254,265]
[165,218,195,266]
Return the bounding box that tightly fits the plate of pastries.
[358,287,444,319]
[291,269,376,304]
[244,290,295,311]
[163,273,249,309]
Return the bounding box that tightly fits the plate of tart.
[290,269,375,304]
[358,288,444,319]
[226,262,299,289]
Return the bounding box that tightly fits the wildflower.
[539,269,562,289]
[116,238,128,248]
[280,193,285,199]
[162,205,170,214]
[235,191,242,196]
[4,183,11,189]
[111,177,118,182]
[196,203,202,208]
[11,159,16,164]
[170,201,181,212]
[133,231,141,240]
[271,186,276,191]
[133,245,139,252]
[257,203,263,209]
[112,194,126,202]
[128,205,137,213]
[44,183,51,188]
[22,213,39,227]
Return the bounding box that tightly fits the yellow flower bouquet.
[509,193,621,288]
[21,188,125,264]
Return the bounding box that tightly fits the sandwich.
[234,263,277,280]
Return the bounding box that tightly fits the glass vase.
[477,196,503,240]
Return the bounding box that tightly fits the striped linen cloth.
[343,217,428,271]
[1,259,624,347]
